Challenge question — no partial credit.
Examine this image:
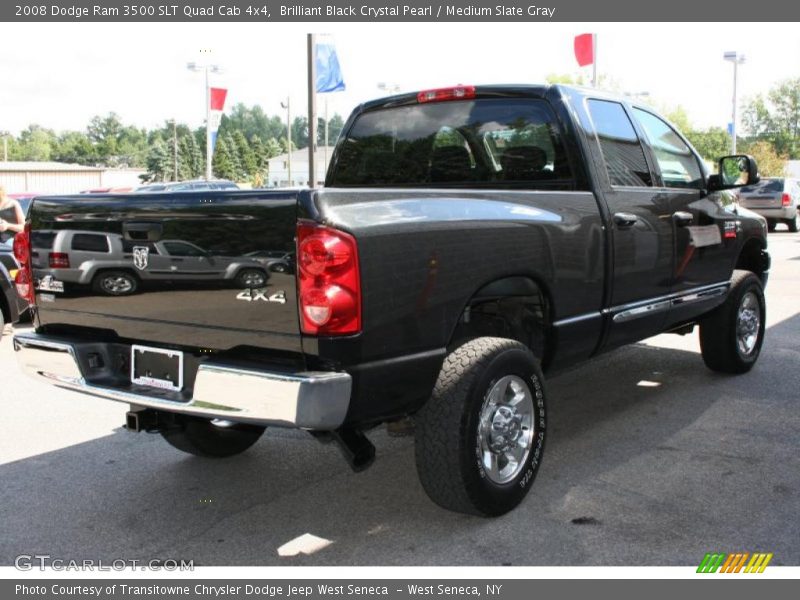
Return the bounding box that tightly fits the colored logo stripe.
[697,552,773,573]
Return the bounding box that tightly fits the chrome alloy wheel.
[477,375,534,484]
[736,291,761,356]
[101,275,133,294]
[241,271,265,287]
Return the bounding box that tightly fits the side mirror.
[709,154,759,191]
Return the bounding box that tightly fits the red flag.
[209,87,228,111]
[574,34,595,67]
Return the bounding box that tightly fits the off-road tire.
[414,337,547,516]
[161,416,266,458]
[700,270,766,374]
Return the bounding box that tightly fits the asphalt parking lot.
[1,231,798,567]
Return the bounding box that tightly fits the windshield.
[329,98,574,189]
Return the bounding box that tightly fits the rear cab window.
[329,98,575,189]
[586,99,652,187]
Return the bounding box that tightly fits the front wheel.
[414,337,547,516]
[160,416,266,458]
[92,270,138,296]
[700,270,766,374]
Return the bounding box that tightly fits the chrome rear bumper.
[13,333,351,429]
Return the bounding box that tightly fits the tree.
[53,131,96,165]
[232,130,257,178]
[741,78,800,158]
[145,139,171,181]
[685,127,731,163]
[212,137,237,180]
[291,116,309,149]
[178,133,203,179]
[17,125,56,161]
[739,140,787,177]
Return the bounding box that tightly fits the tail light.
[48,252,70,268]
[417,85,476,104]
[13,225,35,304]
[296,221,361,335]
[781,193,791,206]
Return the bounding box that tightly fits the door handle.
[613,212,639,228]
[672,211,694,227]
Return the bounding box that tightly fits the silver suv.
[31,230,268,296]
[738,177,799,232]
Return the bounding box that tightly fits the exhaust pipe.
[331,427,375,472]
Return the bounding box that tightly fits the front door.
[584,99,675,349]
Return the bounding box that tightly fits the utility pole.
[187,55,222,181]
[281,97,292,185]
[307,33,317,187]
[724,51,746,154]
[172,119,179,181]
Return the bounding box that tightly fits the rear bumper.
[742,206,797,220]
[13,333,351,430]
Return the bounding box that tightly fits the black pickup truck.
[13,85,770,516]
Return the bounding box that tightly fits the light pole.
[280,98,292,186]
[187,59,222,181]
[723,51,746,154]
[0,131,9,162]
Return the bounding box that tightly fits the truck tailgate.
[28,190,303,353]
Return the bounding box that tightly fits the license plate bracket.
[131,345,184,392]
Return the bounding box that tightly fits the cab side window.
[633,109,704,189]
[587,99,652,187]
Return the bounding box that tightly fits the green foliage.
[684,127,731,163]
[212,137,236,180]
[741,78,800,158]
[739,140,787,177]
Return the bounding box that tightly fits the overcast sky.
[1,21,799,136]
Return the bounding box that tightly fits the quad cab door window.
[632,108,731,302]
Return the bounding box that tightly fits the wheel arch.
[735,236,769,284]
[447,274,553,367]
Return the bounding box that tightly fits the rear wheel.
[235,268,267,288]
[414,337,547,516]
[161,416,266,458]
[767,220,777,232]
[700,270,765,374]
[92,270,138,296]
[787,213,799,233]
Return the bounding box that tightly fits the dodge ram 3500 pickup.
[13,85,770,516]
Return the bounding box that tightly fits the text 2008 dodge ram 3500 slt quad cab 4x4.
[13,85,770,516]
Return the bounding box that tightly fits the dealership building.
[0,161,146,194]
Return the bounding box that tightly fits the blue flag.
[315,41,345,93]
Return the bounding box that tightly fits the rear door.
[30,190,304,353]
[583,99,674,349]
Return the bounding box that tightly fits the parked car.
[14,85,769,516]
[135,180,239,193]
[30,229,269,296]
[737,177,799,232]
